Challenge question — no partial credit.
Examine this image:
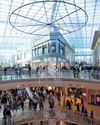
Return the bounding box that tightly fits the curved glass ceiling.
[0,0,100,55]
[9,1,88,35]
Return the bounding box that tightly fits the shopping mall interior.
[0,0,100,125]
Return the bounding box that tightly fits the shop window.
[35,48,38,57]
[17,54,22,60]
[38,47,42,56]
[48,43,50,53]
[58,43,60,54]
[50,43,56,53]
[42,45,47,55]
[90,95,95,104]
[32,49,35,57]
[96,95,100,105]
[61,46,65,55]
[24,52,26,59]
[68,88,82,98]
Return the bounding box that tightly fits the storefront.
[67,87,87,104]
[82,88,87,102]
[88,89,100,105]
[32,57,66,70]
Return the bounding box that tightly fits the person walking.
[3,106,12,124]
[20,100,24,111]
[90,110,94,123]
[84,108,88,121]
[29,99,32,110]
[39,100,44,110]
[3,106,8,124]
[81,103,84,115]
[4,67,7,76]
[76,103,80,113]
[28,65,31,76]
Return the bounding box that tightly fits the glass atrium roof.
[0,0,100,56]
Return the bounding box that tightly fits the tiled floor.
[0,98,100,125]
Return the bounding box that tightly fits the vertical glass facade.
[0,0,100,66]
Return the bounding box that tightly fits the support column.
[62,87,68,108]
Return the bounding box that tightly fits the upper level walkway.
[0,69,100,82]
[0,69,99,81]
[0,69,100,90]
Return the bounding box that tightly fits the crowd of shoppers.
[65,98,94,124]
[0,87,63,124]
[0,87,96,124]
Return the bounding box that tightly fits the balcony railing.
[0,68,99,81]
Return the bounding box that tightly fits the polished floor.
[0,69,100,125]
[0,97,100,125]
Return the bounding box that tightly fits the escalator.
[25,87,41,110]
[25,87,33,99]
[25,87,41,101]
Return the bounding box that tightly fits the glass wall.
[75,48,93,64]
[0,49,16,67]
